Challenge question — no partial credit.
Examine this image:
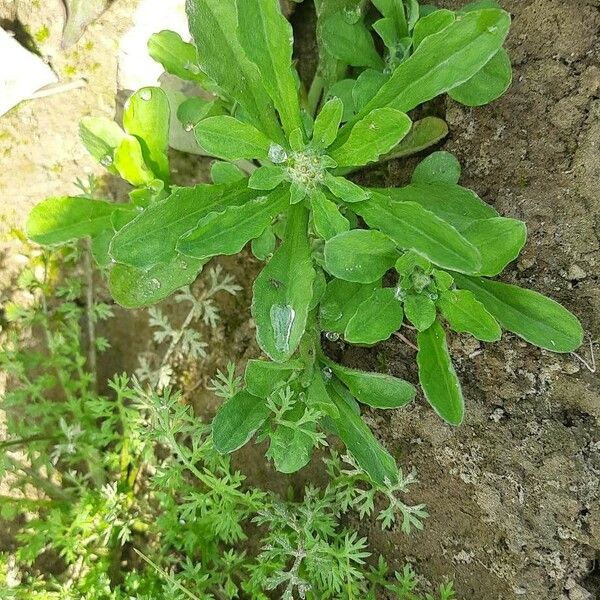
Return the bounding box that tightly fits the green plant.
[26,0,584,485]
[0,244,450,599]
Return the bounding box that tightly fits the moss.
[34,26,50,44]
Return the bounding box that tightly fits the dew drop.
[140,89,152,101]
[100,154,113,167]
[342,6,361,24]
[180,260,188,270]
[427,292,439,301]
[394,287,406,301]
[184,122,194,132]
[322,367,333,382]
[325,331,340,342]
[270,304,295,353]
[184,61,201,75]
[487,25,498,33]
[268,143,288,164]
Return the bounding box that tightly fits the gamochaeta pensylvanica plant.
[27,0,584,484]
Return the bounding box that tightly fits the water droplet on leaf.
[268,143,288,164]
[270,304,295,353]
[100,154,113,167]
[325,332,340,342]
[184,122,194,132]
[322,367,333,381]
[140,89,152,101]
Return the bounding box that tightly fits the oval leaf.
[324,229,397,283]
[452,274,584,353]
[212,391,270,454]
[417,320,464,425]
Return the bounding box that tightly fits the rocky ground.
[0,0,598,598]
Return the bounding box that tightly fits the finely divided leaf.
[452,275,584,352]
[236,0,303,136]
[324,229,397,283]
[212,391,270,454]
[252,205,315,362]
[355,194,482,273]
[417,320,464,425]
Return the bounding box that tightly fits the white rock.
[118,0,188,91]
[0,28,58,117]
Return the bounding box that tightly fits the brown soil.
[1,1,599,599]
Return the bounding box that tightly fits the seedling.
[27,0,583,485]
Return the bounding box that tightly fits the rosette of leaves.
[27,0,583,485]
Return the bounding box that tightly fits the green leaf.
[307,371,340,418]
[178,187,288,260]
[236,0,302,136]
[147,30,206,84]
[412,151,461,185]
[212,391,270,454]
[186,0,284,142]
[449,48,512,106]
[312,97,344,149]
[325,79,357,122]
[27,197,125,244]
[461,217,527,276]
[374,182,497,231]
[79,117,126,172]
[210,161,246,184]
[310,190,350,240]
[252,205,315,362]
[372,0,409,37]
[268,425,314,473]
[385,116,448,160]
[417,320,464,425]
[110,182,256,268]
[404,293,437,331]
[452,275,584,353]
[437,289,501,342]
[373,17,400,49]
[330,362,416,409]
[321,12,384,70]
[345,288,404,344]
[324,229,397,283]
[114,135,155,186]
[245,359,304,398]
[352,69,389,112]
[329,108,412,167]
[320,278,381,334]
[355,194,482,274]
[251,226,277,260]
[329,386,399,485]
[195,116,272,161]
[323,173,370,203]
[177,97,220,129]
[109,256,206,308]
[344,8,511,124]
[248,166,286,191]
[412,9,455,48]
[123,87,170,182]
